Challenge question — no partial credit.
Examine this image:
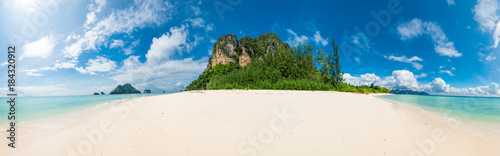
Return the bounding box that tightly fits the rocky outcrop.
[239,48,251,66]
[209,33,290,67]
[211,34,238,67]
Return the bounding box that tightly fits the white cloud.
[26,71,42,76]
[344,31,373,53]
[17,85,72,97]
[384,55,424,70]
[397,19,424,40]
[23,59,79,76]
[397,18,462,57]
[343,73,382,86]
[146,25,189,65]
[111,56,207,90]
[439,70,454,76]
[345,70,420,90]
[75,56,117,75]
[184,17,213,32]
[286,29,309,46]
[479,52,497,61]
[429,77,450,92]
[473,0,500,48]
[84,0,106,29]
[488,82,499,94]
[123,39,140,55]
[447,0,455,6]
[110,39,124,49]
[21,35,57,60]
[175,82,183,87]
[345,70,500,96]
[191,5,201,16]
[313,31,328,46]
[486,53,497,61]
[354,57,361,64]
[415,73,427,78]
[64,0,173,59]
[110,25,207,89]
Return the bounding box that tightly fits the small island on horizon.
[109,83,141,94]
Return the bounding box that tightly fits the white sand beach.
[2,90,500,155]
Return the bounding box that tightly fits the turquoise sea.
[379,94,500,139]
[0,94,163,129]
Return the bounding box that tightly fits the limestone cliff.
[209,33,290,67]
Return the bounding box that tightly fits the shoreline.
[1,90,499,155]
[376,96,500,140]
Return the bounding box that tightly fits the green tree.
[331,37,344,84]
[314,37,344,86]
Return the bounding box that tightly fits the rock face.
[211,34,238,67]
[210,33,290,67]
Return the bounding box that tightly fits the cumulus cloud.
[110,25,207,90]
[344,70,419,90]
[344,70,500,96]
[429,78,450,92]
[21,35,57,60]
[473,0,500,48]
[397,18,462,57]
[343,73,382,86]
[313,31,329,46]
[146,25,189,65]
[384,55,424,70]
[286,29,309,46]
[75,56,117,75]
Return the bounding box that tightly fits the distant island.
[390,89,429,95]
[186,33,390,94]
[110,83,141,94]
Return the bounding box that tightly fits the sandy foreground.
[2,90,500,156]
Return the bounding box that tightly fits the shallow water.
[379,94,500,139]
[0,94,164,129]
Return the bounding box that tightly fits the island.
[186,33,390,93]
[390,89,430,95]
[109,83,141,94]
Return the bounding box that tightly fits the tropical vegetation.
[186,34,390,94]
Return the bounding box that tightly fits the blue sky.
[1,0,499,96]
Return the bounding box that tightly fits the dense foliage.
[110,83,141,94]
[185,63,240,90]
[186,34,390,94]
